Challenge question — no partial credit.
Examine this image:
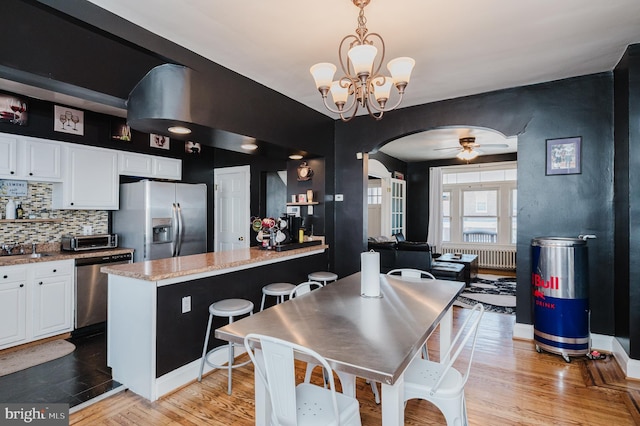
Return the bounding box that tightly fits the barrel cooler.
[531,237,590,362]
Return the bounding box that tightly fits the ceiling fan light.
[330,80,350,105]
[387,57,415,85]
[457,149,479,161]
[372,76,392,102]
[348,44,377,76]
[310,63,337,90]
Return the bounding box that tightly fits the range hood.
[127,63,311,159]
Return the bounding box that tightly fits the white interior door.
[214,165,250,252]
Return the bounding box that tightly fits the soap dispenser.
[5,199,16,220]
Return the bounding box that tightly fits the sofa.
[367,238,465,282]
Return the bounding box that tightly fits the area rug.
[0,340,75,377]
[454,273,517,314]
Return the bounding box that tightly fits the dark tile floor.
[0,325,120,408]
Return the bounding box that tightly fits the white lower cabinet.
[0,260,74,350]
[32,260,73,339]
[0,265,27,348]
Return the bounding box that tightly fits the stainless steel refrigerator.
[113,180,207,262]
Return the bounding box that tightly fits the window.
[441,162,516,246]
[367,186,382,205]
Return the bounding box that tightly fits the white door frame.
[368,159,392,237]
[213,165,251,252]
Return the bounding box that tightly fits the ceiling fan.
[436,136,509,161]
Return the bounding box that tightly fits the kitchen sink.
[28,253,53,258]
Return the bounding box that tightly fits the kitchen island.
[102,244,328,401]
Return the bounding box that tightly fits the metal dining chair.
[244,333,362,426]
[387,268,435,360]
[403,303,485,425]
[289,280,323,298]
[387,268,436,280]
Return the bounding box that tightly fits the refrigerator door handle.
[176,202,184,256]
[171,203,180,257]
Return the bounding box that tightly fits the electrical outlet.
[182,296,191,313]
[335,194,344,201]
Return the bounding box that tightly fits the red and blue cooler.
[531,237,590,362]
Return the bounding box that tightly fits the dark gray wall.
[335,74,615,335]
[614,44,640,358]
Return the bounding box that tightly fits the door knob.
[238,236,244,241]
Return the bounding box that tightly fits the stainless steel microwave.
[61,234,118,251]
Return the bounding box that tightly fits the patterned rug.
[454,273,517,314]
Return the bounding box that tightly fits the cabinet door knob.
[238,236,244,241]
[52,269,57,273]
[29,172,33,176]
[39,281,43,285]
[3,275,7,279]
[10,171,14,174]
[20,284,24,288]
[70,202,74,206]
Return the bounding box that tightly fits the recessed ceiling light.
[168,126,191,134]
[289,154,303,160]
[241,143,258,150]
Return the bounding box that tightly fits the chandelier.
[310,0,415,122]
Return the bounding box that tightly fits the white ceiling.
[66,1,640,159]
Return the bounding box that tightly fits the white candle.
[361,251,381,297]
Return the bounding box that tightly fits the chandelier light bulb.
[330,81,350,106]
[372,76,392,103]
[348,44,378,77]
[310,63,337,90]
[457,149,479,161]
[387,57,416,86]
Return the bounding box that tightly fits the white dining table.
[215,272,464,425]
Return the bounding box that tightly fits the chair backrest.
[244,333,341,425]
[387,268,436,280]
[289,280,323,298]
[433,303,484,393]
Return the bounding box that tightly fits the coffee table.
[438,253,478,286]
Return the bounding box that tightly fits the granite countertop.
[101,244,328,282]
[0,247,134,267]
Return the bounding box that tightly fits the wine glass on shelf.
[59,114,67,130]
[9,99,20,124]
[71,114,79,131]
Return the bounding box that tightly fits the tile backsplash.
[0,182,108,245]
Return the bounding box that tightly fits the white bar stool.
[308,271,338,286]
[198,298,254,394]
[260,282,296,311]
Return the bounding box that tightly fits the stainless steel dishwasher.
[75,252,132,329]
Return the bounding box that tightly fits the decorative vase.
[306,189,314,203]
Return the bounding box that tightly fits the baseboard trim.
[512,322,640,380]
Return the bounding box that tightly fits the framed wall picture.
[111,119,131,141]
[150,133,170,150]
[185,141,201,154]
[546,136,581,175]
[54,105,84,135]
[0,93,28,126]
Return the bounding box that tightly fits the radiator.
[441,246,516,270]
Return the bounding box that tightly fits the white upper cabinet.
[0,134,18,178]
[52,144,119,209]
[0,133,62,181]
[119,151,182,180]
[152,156,182,180]
[23,137,62,181]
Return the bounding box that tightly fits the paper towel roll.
[361,250,381,297]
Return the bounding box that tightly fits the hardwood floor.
[69,308,639,425]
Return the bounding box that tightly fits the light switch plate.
[182,296,191,313]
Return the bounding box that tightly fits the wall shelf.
[286,202,319,206]
[0,218,63,223]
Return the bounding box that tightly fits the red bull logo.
[532,273,558,309]
[532,273,559,290]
